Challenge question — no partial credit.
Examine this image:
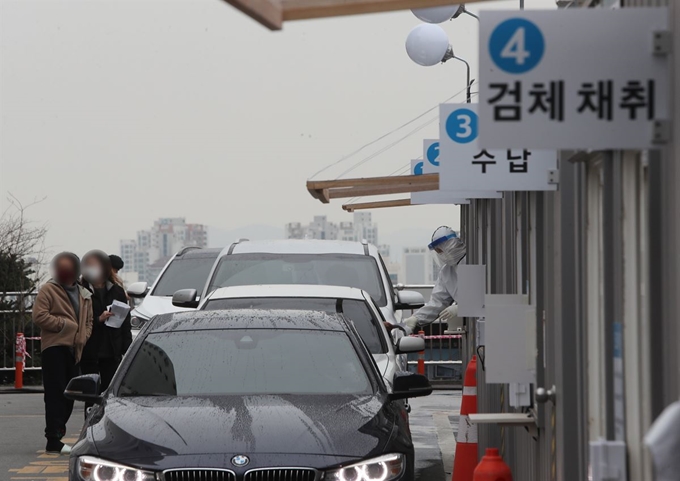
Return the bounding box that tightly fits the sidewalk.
[409,390,462,481]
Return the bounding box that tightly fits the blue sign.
[426,142,440,166]
[413,161,424,175]
[446,108,478,144]
[489,18,544,74]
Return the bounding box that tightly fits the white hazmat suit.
[404,226,466,332]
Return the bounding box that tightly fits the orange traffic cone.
[452,355,478,481]
[473,448,512,481]
[417,331,426,375]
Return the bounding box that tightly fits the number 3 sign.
[445,108,478,144]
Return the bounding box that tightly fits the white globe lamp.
[405,24,452,67]
[411,4,460,23]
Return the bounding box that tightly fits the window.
[151,256,218,296]
[118,329,371,396]
[203,297,387,353]
[208,254,387,306]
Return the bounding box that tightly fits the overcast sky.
[1,0,552,258]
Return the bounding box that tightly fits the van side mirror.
[127,282,149,299]
[389,372,433,401]
[395,336,425,354]
[64,374,103,404]
[172,289,199,308]
[395,290,425,310]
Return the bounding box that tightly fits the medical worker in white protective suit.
[403,226,466,333]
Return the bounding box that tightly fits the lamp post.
[405,23,473,103]
[411,3,478,23]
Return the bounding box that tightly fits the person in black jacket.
[79,250,132,412]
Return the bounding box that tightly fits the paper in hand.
[105,299,131,329]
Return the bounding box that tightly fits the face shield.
[428,234,466,268]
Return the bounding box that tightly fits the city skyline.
[118,214,442,285]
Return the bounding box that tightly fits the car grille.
[164,469,236,481]
[244,469,317,481]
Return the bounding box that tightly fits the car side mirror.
[395,336,425,354]
[394,290,425,310]
[127,282,149,299]
[172,289,199,308]
[389,372,433,401]
[64,374,103,404]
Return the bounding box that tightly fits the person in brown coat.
[32,252,93,454]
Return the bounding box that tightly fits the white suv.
[188,239,425,328]
[126,247,221,333]
[184,284,425,389]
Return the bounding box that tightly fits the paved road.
[0,391,460,481]
[0,393,83,481]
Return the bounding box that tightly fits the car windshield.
[203,297,387,354]
[118,329,371,396]
[152,256,218,296]
[207,254,387,306]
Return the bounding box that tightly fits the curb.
[0,387,43,394]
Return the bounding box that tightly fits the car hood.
[134,296,194,319]
[91,394,395,461]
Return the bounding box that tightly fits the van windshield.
[207,254,387,306]
[203,297,387,353]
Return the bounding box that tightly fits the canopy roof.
[222,0,490,30]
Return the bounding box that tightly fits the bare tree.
[0,194,48,324]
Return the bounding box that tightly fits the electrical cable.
[476,345,486,371]
[309,85,471,180]
[337,117,437,179]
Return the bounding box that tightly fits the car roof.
[148,308,349,333]
[206,284,368,302]
[223,239,378,256]
[175,247,222,260]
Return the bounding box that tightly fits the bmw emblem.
[231,455,250,467]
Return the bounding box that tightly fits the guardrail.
[1,292,40,373]
[2,285,462,387]
[406,321,463,386]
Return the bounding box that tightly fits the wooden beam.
[308,187,331,203]
[223,0,283,30]
[307,173,438,202]
[307,173,437,191]
[282,0,490,21]
[343,198,412,212]
[326,181,438,199]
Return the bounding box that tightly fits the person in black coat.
[79,250,132,410]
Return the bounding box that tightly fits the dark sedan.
[64,309,432,481]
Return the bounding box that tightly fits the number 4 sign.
[479,9,670,150]
[439,103,557,192]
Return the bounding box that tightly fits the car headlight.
[325,454,405,481]
[130,313,149,329]
[76,456,155,481]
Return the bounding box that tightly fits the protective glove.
[438,304,459,321]
[403,315,419,331]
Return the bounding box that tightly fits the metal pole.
[453,56,471,103]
